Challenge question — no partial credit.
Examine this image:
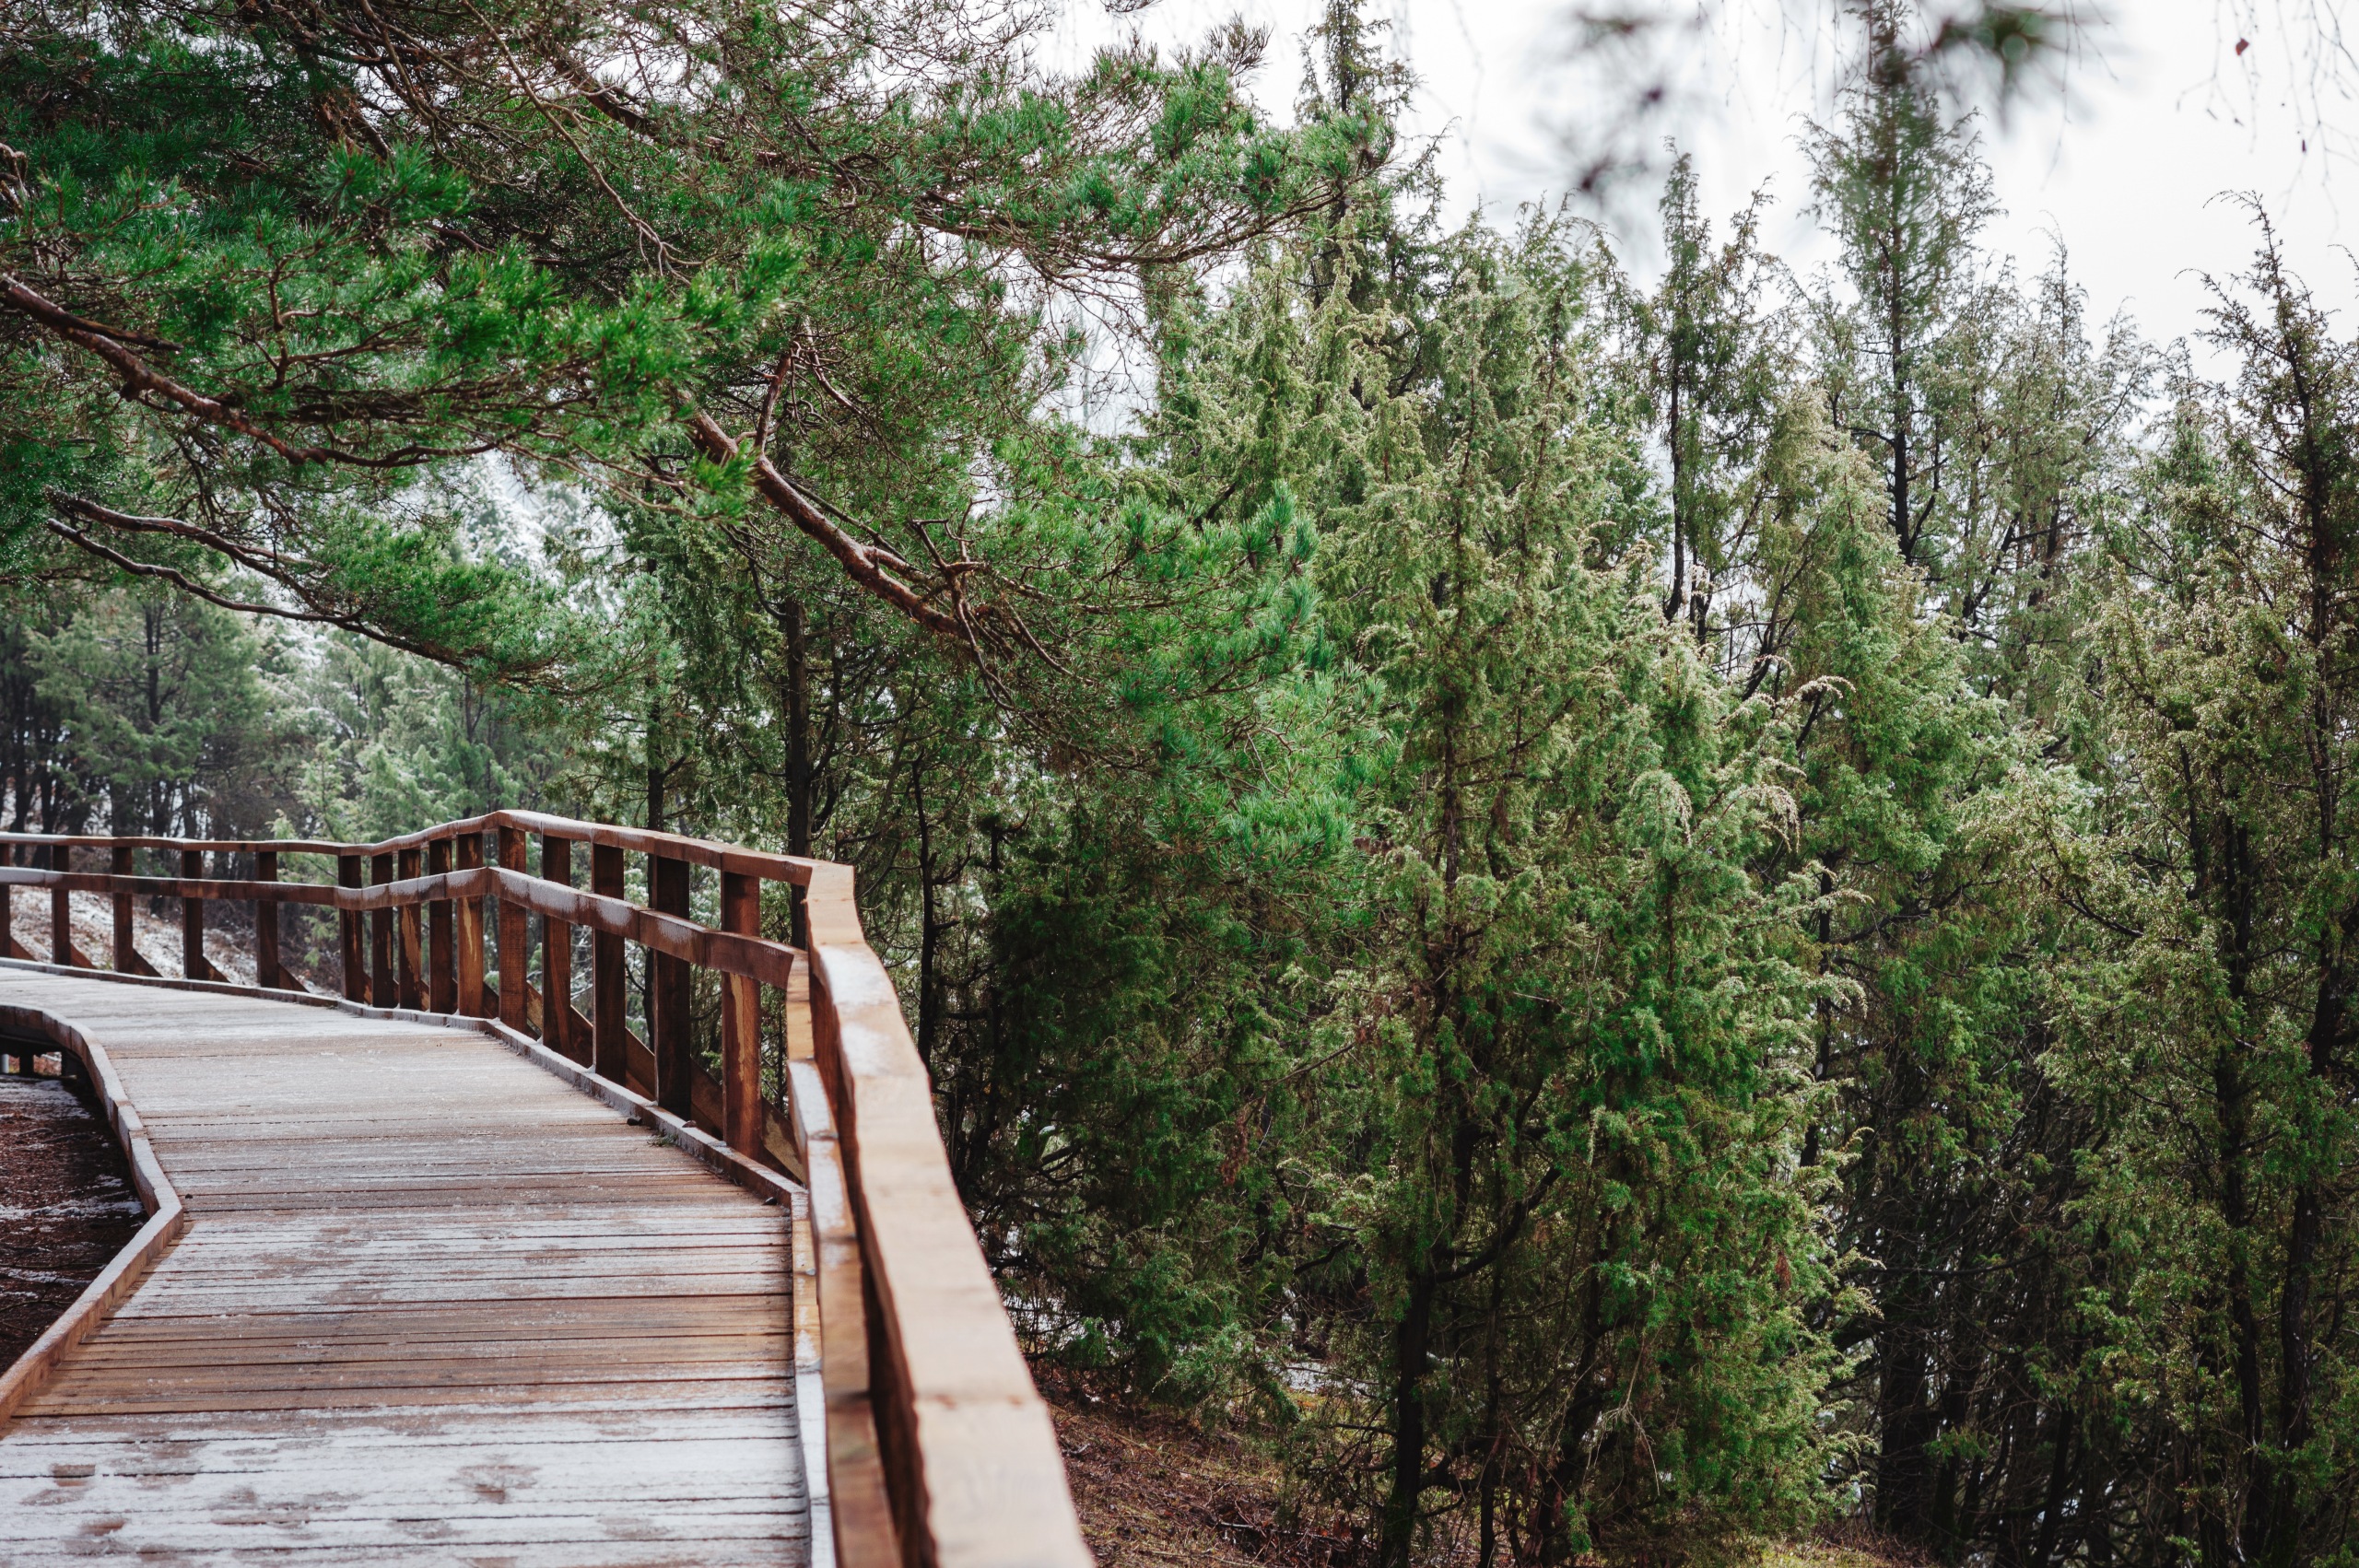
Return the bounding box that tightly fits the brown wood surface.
[428,837,455,1015]
[800,865,1092,1568]
[499,825,530,1034]
[0,965,809,1566]
[337,853,365,1002]
[541,836,574,1062]
[650,854,691,1120]
[256,849,282,991]
[0,813,1093,1568]
[455,831,487,1020]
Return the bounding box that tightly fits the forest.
[4,0,2357,1562]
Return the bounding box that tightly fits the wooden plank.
[455,830,487,1017]
[337,853,365,1001]
[803,863,1092,1568]
[723,869,764,1157]
[428,835,455,1013]
[256,848,283,990]
[396,846,424,1009]
[498,824,530,1033]
[650,851,691,1119]
[0,967,809,1566]
[48,843,72,967]
[542,834,575,1061]
[592,841,627,1083]
[370,850,396,1006]
[110,844,134,973]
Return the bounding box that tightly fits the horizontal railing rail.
[0,812,1088,1568]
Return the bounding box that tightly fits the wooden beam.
[722,870,763,1159]
[541,835,575,1061]
[496,825,529,1034]
[396,846,424,1009]
[427,837,455,1013]
[180,848,205,981]
[111,845,134,975]
[454,830,487,1018]
[51,843,73,967]
[591,842,627,1083]
[337,854,365,1001]
[650,852,692,1120]
[370,851,396,1007]
[255,849,281,990]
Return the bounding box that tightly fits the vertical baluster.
[256,849,281,990]
[428,837,455,1013]
[396,847,424,1009]
[722,870,763,1157]
[650,850,692,1117]
[370,851,396,1007]
[496,825,529,1033]
[111,845,134,974]
[455,829,487,1016]
[592,842,627,1083]
[51,843,73,966]
[180,847,205,979]
[541,835,575,1060]
[1,878,12,960]
[338,853,365,1001]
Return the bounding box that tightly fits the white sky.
[1050,0,2359,352]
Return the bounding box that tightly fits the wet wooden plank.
[0,966,809,1566]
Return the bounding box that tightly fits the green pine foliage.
[16,3,2359,1563]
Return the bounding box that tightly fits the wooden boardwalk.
[0,965,810,1567]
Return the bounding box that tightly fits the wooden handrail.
[0,820,1089,1568]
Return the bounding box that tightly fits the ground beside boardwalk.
[0,1067,144,1368]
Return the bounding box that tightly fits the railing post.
[111,846,134,974]
[722,870,763,1157]
[50,843,72,967]
[428,837,455,1013]
[591,842,627,1083]
[497,825,529,1034]
[338,854,365,1001]
[370,851,396,1008]
[396,847,423,1009]
[650,851,692,1118]
[541,835,575,1060]
[180,848,205,980]
[256,849,281,990]
[455,829,487,1016]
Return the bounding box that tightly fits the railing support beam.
[591,843,627,1083]
[455,831,487,1017]
[256,850,281,990]
[497,825,529,1034]
[370,852,396,1008]
[337,854,365,1001]
[180,848,205,980]
[650,852,692,1119]
[50,844,72,967]
[396,847,424,1009]
[427,837,454,1013]
[722,870,762,1157]
[111,847,134,974]
[541,835,575,1060]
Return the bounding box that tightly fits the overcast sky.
[1050,1,2359,353]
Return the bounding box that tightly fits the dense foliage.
[10,0,2359,1562]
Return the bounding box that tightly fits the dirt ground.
[1042,1370,1372,1567]
[0,1064,147,1370]
[1039,1369,1914,1568]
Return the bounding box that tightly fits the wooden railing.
[0,814,1090,1568]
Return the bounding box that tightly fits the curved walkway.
[0,965,809,1567]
